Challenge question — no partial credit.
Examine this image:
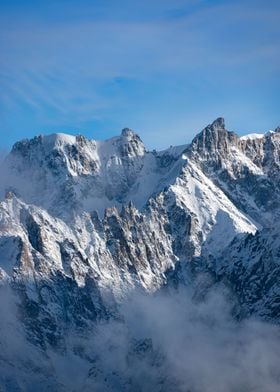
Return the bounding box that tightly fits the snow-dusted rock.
[1,118,280,390]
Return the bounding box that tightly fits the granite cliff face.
[1,118,280,391]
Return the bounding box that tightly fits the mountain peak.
[121,128,138,138]
[42,133,77,147]
[10,133,79,161]
[210,117,225,130]
[120,128,145,157]
[190,117,238,157]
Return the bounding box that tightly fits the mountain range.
[1,118,280,391]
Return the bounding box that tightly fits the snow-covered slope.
[188,118,280,225]
[1,129,185,219]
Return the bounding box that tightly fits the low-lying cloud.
[1,281,280,391]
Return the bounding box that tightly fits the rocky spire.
[211,117,225,130]
[121,128,137,138]
[190,117,239,156]
[120,128,145,157]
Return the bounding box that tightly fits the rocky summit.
[1,118,280,391]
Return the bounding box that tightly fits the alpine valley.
[1,118,280,391]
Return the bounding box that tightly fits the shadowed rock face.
[1,119,280,390]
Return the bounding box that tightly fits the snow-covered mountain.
[0,119,263,292]
[1,118,280,391]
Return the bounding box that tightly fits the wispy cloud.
[1,281,280,390]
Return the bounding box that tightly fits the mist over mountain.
[1,118,280,391]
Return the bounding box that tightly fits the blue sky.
[0,0,279,150]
